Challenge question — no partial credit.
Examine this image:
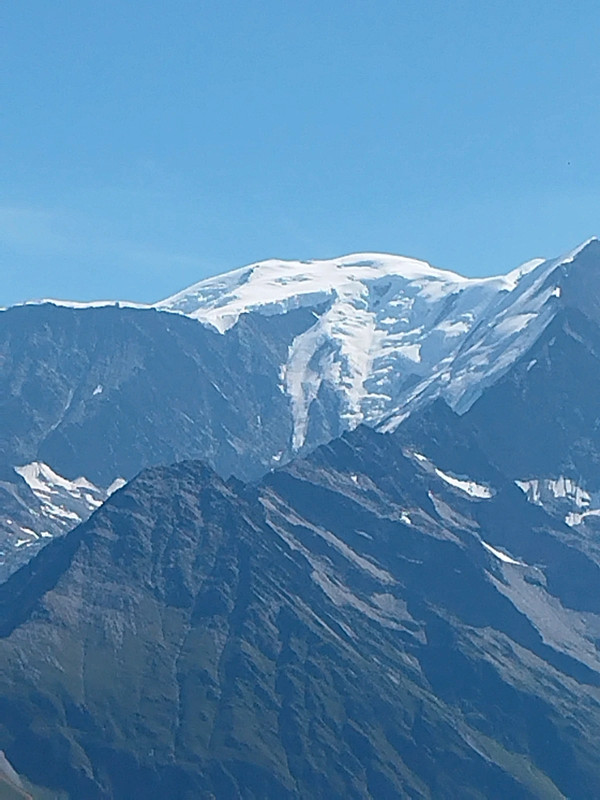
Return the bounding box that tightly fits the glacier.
[156,238,600,449]
[5,237,600,465]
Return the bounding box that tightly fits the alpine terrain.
[2,239,600,797]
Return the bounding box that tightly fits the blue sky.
[2,1,600,305]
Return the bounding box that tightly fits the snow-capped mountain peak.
[156,241,600,449]
[156,253,471,333]
[4,239,599,467]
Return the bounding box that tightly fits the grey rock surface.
[1,416,600,797]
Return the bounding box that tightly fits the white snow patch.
[434,468,493,499]
[15,462,79,495]
[516,478,590,508]
[284,293,380,449]
[17,298,152,311]
[560,237,598,265]
[494,313,538,336]
[8,462,119,544]
[436,319,470,336]
[157,252,469,332]
[107,478,127,495]
[482,541,524,566]
[395,343,421,362]
[565,509,600,527]
[503,258,547,287]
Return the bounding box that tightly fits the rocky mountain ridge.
[2,238,600,575]
[1,408,600,797]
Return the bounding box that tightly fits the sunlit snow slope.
[158,239,599,448]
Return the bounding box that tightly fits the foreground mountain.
[1,405,600,798]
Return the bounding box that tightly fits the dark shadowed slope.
[0,303,318,485]
[1,410,600,797]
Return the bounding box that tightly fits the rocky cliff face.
[0,303,318,485]
[1,411,600,798]
[0,303,318,574]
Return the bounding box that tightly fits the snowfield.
[157,238,599,449]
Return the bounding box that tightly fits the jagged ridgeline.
[2,240,600,797]
[3,239,600,577]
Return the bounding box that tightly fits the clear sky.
[2,0,600,305]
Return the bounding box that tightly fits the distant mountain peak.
[561,235,600,263]
[6,240,600,462]
[155,251,474,334]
